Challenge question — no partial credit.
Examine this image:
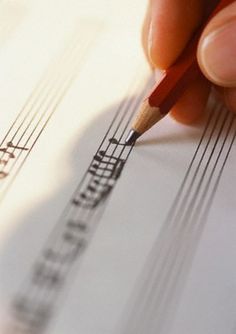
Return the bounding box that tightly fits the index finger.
[143,0,208,69]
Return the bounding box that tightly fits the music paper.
[0,1,236,334]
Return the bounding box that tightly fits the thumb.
[197,1,236,87]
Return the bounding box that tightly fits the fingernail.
[199,20,236,86]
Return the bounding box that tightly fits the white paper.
[0,1,236,334]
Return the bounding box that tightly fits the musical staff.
[122,103,236,334]
[6,77,154,334]
[4,76,235,334]
[0,21,102,199]
[0,0,234,332]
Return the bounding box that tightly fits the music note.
[33,262,62,288]
[62,231,87,257]
[44,239,86,264]
[109,137,127,145]
[87,185,96,192]
[89,170,115,179]
[111,160,125,179]
[0,142,29,166]
[7,141,29,151]
[72,181,113,210]
[80,193,101,208]
[94,151,120,165]
[67,219,87,232]
[72,197,95,209]
[92,178,100,185]
[89,151,125,180]
[80,192,87,199]
[43,248,65,263]
[13,297,36,323]
[109,138,119,144]
[89,162,124,180]
[0,159,7,165]
[92,163,113,171]
[0,148,15,158]
[0,143,27,180]
[0,171,8,179]
[72,197,96,209]
[13,296,50,332]
[99,184,113,199]
[87,184,112,205]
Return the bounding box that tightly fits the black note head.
[72,198,81,206]
[88,185,96,192]
[109,138,119,144]
[94,155,102,162]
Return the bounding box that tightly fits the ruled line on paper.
[121,104,236,334]
[5,77,154,334]
[0,20,103,200]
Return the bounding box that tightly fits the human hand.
[142,0,236,123]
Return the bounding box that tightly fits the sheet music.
[0,1,236,334]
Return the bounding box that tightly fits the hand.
[142,0,236,123]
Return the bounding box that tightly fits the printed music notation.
[7,75,153,334]
[0,142,29,179]
[72,147,125,209]
[10,138,132,334]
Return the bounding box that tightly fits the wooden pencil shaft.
[149,36,200,114]
[149,0,234,111]
[130,0,234,137]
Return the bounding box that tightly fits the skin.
[142,0,236,124]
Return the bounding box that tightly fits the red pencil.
[126,0,234,145]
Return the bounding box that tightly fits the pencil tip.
[125,130,140,145]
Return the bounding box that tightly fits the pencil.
[125,0,234,145]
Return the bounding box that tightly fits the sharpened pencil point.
[125,130,140,145]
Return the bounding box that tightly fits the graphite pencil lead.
[125,129,140,145]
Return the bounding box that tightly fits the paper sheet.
[0,1,236,334]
